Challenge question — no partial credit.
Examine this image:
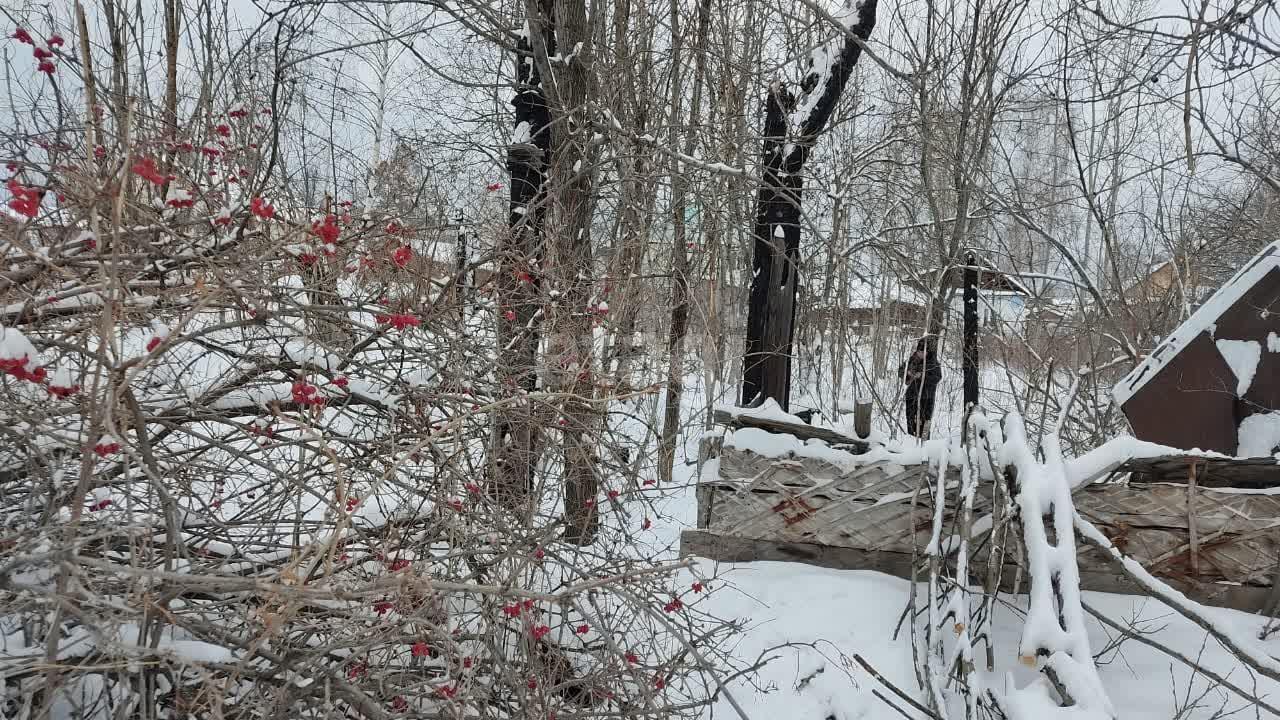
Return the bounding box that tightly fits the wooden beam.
[679,529,1271,613]
[681,529,917,577]
[713,408,869,453]
[1122,455,1280,488]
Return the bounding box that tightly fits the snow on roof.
[1113,240,1280,407]
[918,257,1034,296]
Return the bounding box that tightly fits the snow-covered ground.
[644,376,1280,720]
[681,558,1280,719]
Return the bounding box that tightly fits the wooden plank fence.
[683,441,1280,612]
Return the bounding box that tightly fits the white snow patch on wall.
[1268,331,1280,353]
[1238,412,1280,458]
[1215,339,1261,395]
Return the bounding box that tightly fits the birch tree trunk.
[657,0,712,485]
[602,0,657,386]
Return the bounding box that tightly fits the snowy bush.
[0,14,738,720]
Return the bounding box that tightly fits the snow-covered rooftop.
[1113,239,1280,407]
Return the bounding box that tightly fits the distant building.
[913,258,1033,330]
[843,278,928,335]
[1124,256,1214,306]
[1113,241,1280,457]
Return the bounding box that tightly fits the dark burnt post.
[455,211,468,304]
[963,252,979,410]
[741,0,878,410]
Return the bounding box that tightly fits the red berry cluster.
[6,178,41,218]
[291,380,327,407]
[375,313,420,331]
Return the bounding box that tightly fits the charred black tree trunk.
[742,0,878,410]
[455,211,469,305]
[963,252,979,410]
[492,5,555,506]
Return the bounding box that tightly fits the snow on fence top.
[1113,239,1280,407]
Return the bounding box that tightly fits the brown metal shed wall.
[1123,267,1280,454]
[1226,267,1280,417]
[1122,332,1238,454]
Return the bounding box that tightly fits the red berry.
[391,245,413,268]
[250,196,275,219]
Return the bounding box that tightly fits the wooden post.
[1188,460,1200,578]
[963,252,979,410]
[853,402,872,438]
[741,0,878,410]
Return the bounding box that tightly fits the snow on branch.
[1000,413,1115,717]
[1074,513,1280,682]
[782,0,878,158]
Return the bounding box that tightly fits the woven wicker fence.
[684,444,1280,612]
